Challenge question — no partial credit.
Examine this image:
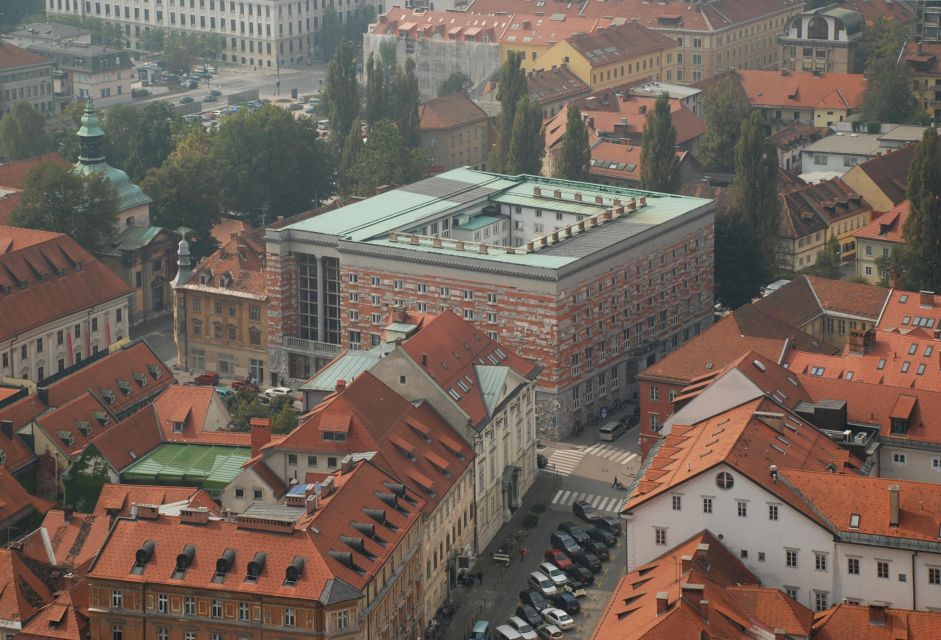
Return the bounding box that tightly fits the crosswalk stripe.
[590,495,604,508]
[596,497,613,512]
[559,490,572,504]
[552,490,564,504]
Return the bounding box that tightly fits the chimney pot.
[655,592,669,615]
[888,484,900,527]
[919,290,935,308]
[250,417,272,457]
[306,494,319,515]
[421,353,428,367]
[335,379,346,392]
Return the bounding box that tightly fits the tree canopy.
[395,58,421,149]
[347,120,425,197]
[164,31,225,74]
[316,5,375,60]
[365,53,386,126]
[699,76,751,172]
[504,97,544,175]
[860,17,912,72]
[10,162,119,251]
[438,72,473,97]
[124,102,179,183]
[813,230,842,279]
[554,103,591,182]
[640,93,680,193]
[0,0,43,30]
[862,58,924,125]
[491,51,527,172]
[897,127,941,290]
[0,102,53,161]
[324,39,360,147]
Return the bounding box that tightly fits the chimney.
[553,189,562,199]
[681,583,704,609]
[63,506,74,523]
[680,554,693,573]
[250,417,272,457]
[136,504,160,520]
[335,379,347,392]
[306,494,320,514]
[773,630,787,640]
[0,419,12,439]
[888,484,900,527]
[869,604,887,626]
[534,186,542,196]
[595,195,604,204]
[340,454,354,474]
[699,600,709,621]
[574,192,582,202]
[180,507,210,525]
[655,592,669,615]
[421,353,428,367]
[919,290,935,308]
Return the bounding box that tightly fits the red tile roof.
[372,8,513,40]
[20,510,111,573]
[94,484,219,518]
[846,143,915,209]
[0,395,44,473]
[737,69,866,111]
[626,397,860,525]
[577,0,803,31]
[247,458,288,498]
[152,386,250,446]
[44,341,173,418]
[843,0,915,27]
[32,392,114,459]
[18,581,88,640]
[768,122,831,151]
[0,43,51,70]
[778,178,870,240]
[399,310,538,429]
[753,275,889,329]
[17,582,89,640]
[592,530,812,640]
[0,226,133,343]
[855,199,909,243]
[0,548,53,626]
[813,603,941,640]
[779,469,941,543]
[86,405,163,473]
[877,288,941,332]
[0,466,52,529]
[0,155,72,226]
[419,93,489,131]
[180,229,267,299]
[526,65,589,107]
[564,22,677,68]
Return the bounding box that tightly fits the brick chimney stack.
[888,484,900,527]
[250,417,272,457]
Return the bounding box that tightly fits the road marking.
[590,495,604,508]
[548,448,587,476]
[550,491,622,513]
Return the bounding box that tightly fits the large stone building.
[418,93,492,173]
[45,0,382,69]
[0,42,55,116]
[779,4,865,74]
[266,168,714,439]
[902,41,941,124]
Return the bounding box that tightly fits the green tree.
[317,6,342,60]
[379,40,398,107]
[140,27,167,52]
[813,230,842,279]
[365,53,385,126]
[226,391,271,431]
[438,72,473,97]
[0,102,52,161]
[324,39,360,147]
[62,449,111,513]
[505,96,544,175]
[52,100,89,162]
[141,126,221,259]
[897,127,941,290]
[491,51,527,172]
[396,58,421,149]
[640,93,680,193]
[125,102,179,183]
[47,15,126,47]
[337,126,365,198]
[734,111,779,245]
[270,396,299,434]
[102,104,144,170]
[211,105,333,224]
[714,207,766,309]
[0,0,44,30]
[862,58,924,125]
[699,76,751,172]
[10,162,119,251]
[342,5,376,47]
[553,103,590,181]
[349,119,425,197]
[860,17,912,72]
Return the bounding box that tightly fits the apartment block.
[779,5,864,74]
[266,168,714,439]
[0,42,55,116]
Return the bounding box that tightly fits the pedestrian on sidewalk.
[612,475,619,488]
[519,545,527,560]
[476,571,484,586]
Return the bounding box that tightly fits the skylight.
[877,359,886,370]
[809,366,825,376]
[849,513,860,529]
[901,361,911,373]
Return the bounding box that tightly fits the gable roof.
[846,143,915,209]
[813,603,941,640]
[0,42,51,70]
[152,386,249,446]
[0,466,52,529]
[0,548,53,626]
[0,226,132,343]
[399,310,538,427]
[87,404,163,473]
[33,392,114,459]
[876,288,941,332]
[94,484,219,518]
[778,178,870,240]
[854,199,909,244]
[179,229,267,299]
[526,65,589,106]
[736,69,866,111]
[20,510,111,572]
[564,22,677,68]
[753,275,889,328]
[576,0,803,31]
[769,122,831,152]
[17,581,89,640]
[0,395,44,473]
[419,93,489,131]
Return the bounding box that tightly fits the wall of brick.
[266,245,298,384]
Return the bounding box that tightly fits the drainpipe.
[912,551,918,609]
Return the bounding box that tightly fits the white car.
[563,582,587,599]
[535,624,563,640]
[538,562,568,588]
[507,616,537,640]
[263,386,293,399]
[541,608,575,631]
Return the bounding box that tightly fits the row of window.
[186,297,261,320]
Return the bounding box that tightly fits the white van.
[599,420,627,442]
[495,625,523,640]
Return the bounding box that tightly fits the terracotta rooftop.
[0,395,44,473]
[87,404,163,472]
[181,229,266,299]
[33,392,114,459]
[0,226,133,343]
[20,510,111,573]
[903,41,941,75]
[44,340,174,418]
[737,69,866,111]
[0,42,51,70]
[877,288,941,332]
[855,199,909,245]
[152,386,250,446]
[625,397,860,525]
[779,469,941,545]
[419,93,489,131]
[778,178,870,240]
[499,13,613,48]
[813,603,941,640]
[846,143,915,209]
[0,548,53,626]
[768,122,831,151]
[592,530,812,640]
[639,302,837,385]
[0,154,72,225]
[526,65,589,106]
[842,0,914,26]
[584,136,692,183]
[753,275,890,329]
[17,582,89,640]
[0,466,52,530]
[372,8,513,41]
[564,22,677,68]
[94,483,219,518]
[399,310,539,429]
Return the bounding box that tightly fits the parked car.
[572,499,599,522]
[201,94,217,102]
[231,379,259,392]
[494,625,522,640]
[563,565,593,587]
[214,386,233,399]
[585,540,609,561]
[571,549,602,573]
[506,616,537,640]
[540,609,575,631]
[515,605,543,628]
[287,102,303,111]
[537,562,568,588]
[550,592,580,615]
[470,621,491,640]
[536,453,548,469]
[599,419,627,441]
[562,581,587,599]
[557,521,591,547]
[304,105,317,113]
[544,549,572,570]
[209,89,222,97]
[518,590,549,612]
[527,572,557,597]
[592,513,623,535]
[184,79,198,89]
[549,531,581,555]
[535,624,562,640]
[194,371,220,386]
[263,386,292,399]
[179,96,194,104]
[586,526,616,547]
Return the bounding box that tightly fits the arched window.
[716,472,734,490]
[808,16,828,40]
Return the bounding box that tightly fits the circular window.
[716,472,734,490]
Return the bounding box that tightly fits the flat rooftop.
[121,444,250,492]
[803,132,882,156]
[278,168,711,269]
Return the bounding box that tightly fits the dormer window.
[101,389,116,404]
[173,421,184,433]
[118,380,132,395]
[133,372,147,387]
[59,431,75,446]
[77,420,92,437]
[147,364,162,379]
[321,431,347,441]
[890,418,909,435]
[95,411,109,426]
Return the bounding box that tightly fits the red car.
[231,378,259,392]
[544,548,573,570]
[194,371,220,386]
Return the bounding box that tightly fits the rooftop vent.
[328,550,363,574]
[351,521,387,544]
[383,482,407,498]
[172,544,195,579]
[131,540,155,575]
[340,534,377,560]
[284,556,305,586]
[246,551,267,582]
[212,549,236,583]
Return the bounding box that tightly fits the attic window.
[715,472,734,490]
[845,371,854,380]
[147,364,162,380]
[245,552,266,582]
[457,380,470,393]
[322,431,347,441]
[448,388,461,401]
[131,540,155,575]
[908,343,918,355]
[212,549,235,583]
[900,295,908,303]
[118,380,132,395]
[877,359,886,370]
[59,431,75,446]
[901,361,911,373]
[494,348,507,360]
[173,421,184,433]
[172,544,195,579]
[133,372,147,387]
[101,389,116,404]
[849,513,860,529]
[95,411,109,426]
[77,421,92,437]
[902,316,911,325]
[917,363,926,376]
[926,346,934,357]
[809,366,825,376]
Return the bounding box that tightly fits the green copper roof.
[476,365,509,417]
[121,444,251,492]
[73,160,153,211]
[77,98,104,138]
[99,225,165,255]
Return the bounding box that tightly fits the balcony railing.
[282,336,343,357]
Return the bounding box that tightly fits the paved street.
[444,404,642,640]
[132,315,177,367]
